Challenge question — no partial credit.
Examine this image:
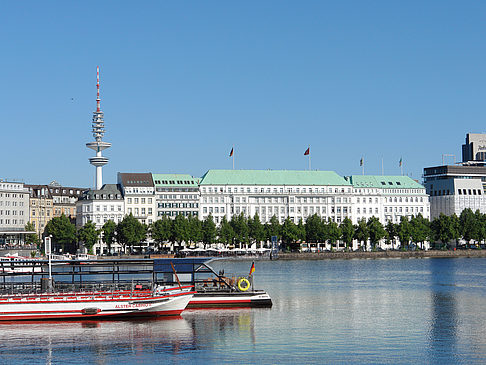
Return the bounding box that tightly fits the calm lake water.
[1,257,486,364]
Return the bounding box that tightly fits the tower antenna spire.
[96,66,101,113]
[87,66,111,190]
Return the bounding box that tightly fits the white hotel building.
[346,175,430,223]
[199,170,429,225]
[0,180,31,245]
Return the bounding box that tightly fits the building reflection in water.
[184,309,256,347]
[427,258,458,363]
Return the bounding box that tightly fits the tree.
[116,214,147,254]
[326,219,341,248]
[474,210,486,246]
[340,217,354,251]
[398,216,412,249]
[218,216,234,245]
[367,216,386,250]
[459,208,478,246]
[150,216,172,249]
[248,214,265,245]
[354,219,369,251]
[24,222,41,248]
[77,221,99,254]
[385,221,398,249]
[102,220,117,254]
[202,215,217,245]
[410,214,430,250]
[265,216,281,242]
[281,217,300,251]
[296,218,306,242]
[171,214,189,247]
[231,213,249,246]
[187,214,203,244]
[44,214,77,253]
[431,213,460,249]
[305,214,322,243]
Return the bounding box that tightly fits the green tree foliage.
[459,208,478,245]
[24,222,40,248]
[150,216,172,247]
[116,214,147,253]
[340,217,354,251]
[202,215,217,245]
[305,214,322,243]
[296,218,306,242]
[44,214,77,253]
[231,213,249,246]
[171,214,189,246]
[474,210,486,245]
[410,214,430,250]
[385,221,398,248]
[218,216,234,245]
[187,214,203,244]
[398,216,412,249]
[354,219,369,251]
[77,221,100,254]
[281,217,300,250]
[102,220,117,253]
[248,214,266,244]
[430,213,460,249]
[327,220,341,244]
[265,215,281,242]
[367,216,386,250]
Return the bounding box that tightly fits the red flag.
[304,147,310,156]
[229,148,233,157]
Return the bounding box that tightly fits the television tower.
[86,66,111,190]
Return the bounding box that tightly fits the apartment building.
[0,180,30,245]
[118,173,155,225]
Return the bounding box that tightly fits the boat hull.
[0,291,194,321]
[188,290,272,308]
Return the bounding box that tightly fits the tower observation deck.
[86,66,111,190]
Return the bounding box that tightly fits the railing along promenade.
[278,249,486,260]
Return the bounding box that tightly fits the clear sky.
[1,1,485,188]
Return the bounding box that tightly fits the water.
[1,258,486,364]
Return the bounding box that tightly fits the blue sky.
[1,1,485,188]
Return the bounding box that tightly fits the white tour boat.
[0,285,195,321]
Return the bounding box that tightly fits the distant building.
[76,184,124,255]
[462,133,486,163]
[25,184,53,238]
[118,173,155,225]
[198,169,353,225]
[47,181,85,222]
[0,180,31,245]
[423,164,486,219]
[153,174,199,219]
[345,175,429,224]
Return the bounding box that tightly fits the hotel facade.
[198,170,429,225]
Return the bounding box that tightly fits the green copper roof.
[346,175,425,189]
[200,170,351,186]
[152,174,199,187]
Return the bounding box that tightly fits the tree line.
[23,208,486,254]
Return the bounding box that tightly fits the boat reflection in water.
[0,309,261,363]
[0,317,196,363]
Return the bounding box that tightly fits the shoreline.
[277,249,486,260]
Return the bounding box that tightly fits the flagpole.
[233,144,235,170]
[308,145,311,170]
[381,158,384,176]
